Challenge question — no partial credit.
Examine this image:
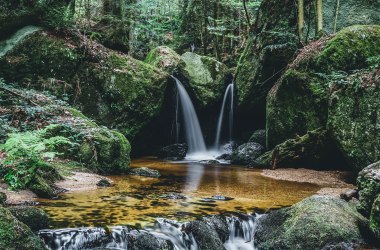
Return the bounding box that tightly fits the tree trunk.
[298,0,304,40]
[333,0,340,33]
[242,0,251,28]
[316,0,323,35]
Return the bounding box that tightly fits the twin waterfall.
[173,77,234,158]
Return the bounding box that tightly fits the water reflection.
[37,157,322,228]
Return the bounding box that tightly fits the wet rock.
[216,153,231,161]
[321,242,361,250]
[249,129,266,147]
[340,189,359,202]
[9,206,49,232]
[160,193,187,200]
[0,207,45,249]
[231,142,265,166]
[97,179,112,187]
[357,161,380,219]
[211,195,234,201]
[127,230,173,250]
[201,215,229,242]
[129,167,161,178]
[184,220,226,250]
[255,195,369,250]
[158,144,188,160]
[198,160,220,165]
[0,192,6,206]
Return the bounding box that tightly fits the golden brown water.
[38,158,320,228]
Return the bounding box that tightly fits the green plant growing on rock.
[0,125,74,190]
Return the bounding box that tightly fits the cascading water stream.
[0,26,41,58]
[38,214,261,250]
[173,77,207,154]
[214,83,234,150]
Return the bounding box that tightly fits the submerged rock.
[0,207,45,250]
[97,179,112,187]
[158,144,188,160]
[357,161,380,217]
[129,167,161,178]
[231,142,265,166]
[198,160,220,165]
[9,206,49,232]
[255,195,369,250]
[160,193,186,200]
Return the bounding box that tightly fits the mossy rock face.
[184,220,226,250]
[370,194,380,239]
[0,82,132,175]
[267,25,380,153]
[9,206,49,232]
[145,46,181,73]
[235,0,380,131]
[255,195,369,250]
[327,68,380,171]
[29,175,56,199]
[0,207,45,250]
[357,161,380,217]
[0,30,170,153]
[178,52,228,108]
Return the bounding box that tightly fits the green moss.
[29,175,56,198]
[370,195,380,239]
[9,206,49,232]
[178,52,228,107]
[0,207,45,250]
[0,193,6,206]
[145,46,180,73]
[357,161,380,217]
[255,196,368,250]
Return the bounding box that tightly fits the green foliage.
[0,125,75,190]
[368,56,380,69]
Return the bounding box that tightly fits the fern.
[0,125,75,190]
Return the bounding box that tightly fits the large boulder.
[9,206,49,232]
[178,52,229,108]
[235,0,380,133]
[157,143,188,160]
[255,195,369,250]
[370,195,380,239]
[0,207,45,250]
[328,69,380,171]
[184,220,226,250]
[0,30,170,154]
[231,142,265,166]
[266,26,380,172]
[145,46,181,73]
[248,129,266,147]
[357,161,380,217]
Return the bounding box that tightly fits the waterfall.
[0,26,41,58]
[173,77,207,154]
[214,83,234,149]
[38,214,260,250]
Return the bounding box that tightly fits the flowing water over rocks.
[39,214,261,250]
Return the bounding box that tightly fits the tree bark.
[316,0,323,35]
[298,0,304,40]
[243,0,251,28]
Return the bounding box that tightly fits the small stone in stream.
[0,192,7,206]
[211,195,234,201]
[198,160,220,165]
[216,153,232,161]
[129,167,161,178]
[160,193,187,200]
[97,179,112,187]
[340,189,359,202]
[158,144,188,160]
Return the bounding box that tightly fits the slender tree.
[297,0,304,40]
[316,0,323,35]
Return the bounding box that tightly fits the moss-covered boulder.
[370,195,380,239]
[9,206,49,232]
[235,0,380,132]
[328,69,380,171]
[178,52,228,107]
[145,46,181,73]
[255,195,369,250]
[267,25,380,153]
[357,161,380,217]
[231,142,265,166]
[0,82,131,176]
[0,30,170,153]
[0,207,45,250]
